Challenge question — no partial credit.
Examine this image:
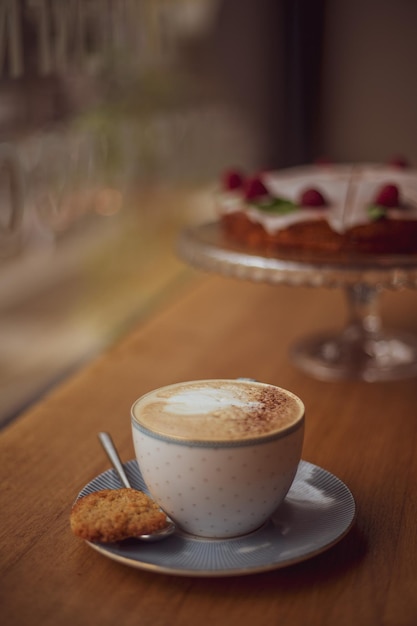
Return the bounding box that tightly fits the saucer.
[75,459,356,577]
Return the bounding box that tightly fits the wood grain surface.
[1,274,417,626]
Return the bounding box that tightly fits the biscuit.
[70,488,168,543]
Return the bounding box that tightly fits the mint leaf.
[367,204,387,221]
[250,197,297,215]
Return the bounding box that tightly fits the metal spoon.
[98,431,176,541]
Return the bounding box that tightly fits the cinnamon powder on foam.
[236,387,299,436]
[138,383,302,440]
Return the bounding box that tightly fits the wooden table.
[1,273,417,626]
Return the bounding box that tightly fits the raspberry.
[374,184,400,207]
[222,169,245,190]
[314,157,333,165]
[388,156,409,169]
[244,176,269,200]
[299,188,327,207]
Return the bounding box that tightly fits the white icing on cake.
[218,164,417,234]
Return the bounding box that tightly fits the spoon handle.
[98,432,131,489]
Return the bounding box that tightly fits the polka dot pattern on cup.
[133,429,303,538]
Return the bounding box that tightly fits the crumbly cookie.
[70,488,168,543]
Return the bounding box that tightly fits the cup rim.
[130,379,305,447]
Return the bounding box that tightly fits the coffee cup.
[131,379,304,538]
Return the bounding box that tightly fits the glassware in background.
[0,0,253,426]
[0,143,25,258]
[0,0,253,258]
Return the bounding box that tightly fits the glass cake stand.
[177,222,417,382]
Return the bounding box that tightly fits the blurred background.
[1,0,416,426]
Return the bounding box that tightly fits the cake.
[217,160,417,255]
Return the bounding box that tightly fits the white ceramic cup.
[131,379,305,538]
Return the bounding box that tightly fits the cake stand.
[177,222,417,382]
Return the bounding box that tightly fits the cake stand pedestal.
[177,222,417,382]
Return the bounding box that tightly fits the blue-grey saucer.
[75,459,356,577]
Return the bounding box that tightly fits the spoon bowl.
[98,431,176,541]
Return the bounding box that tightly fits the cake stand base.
[177,223,417,382]
[291,329,417,382]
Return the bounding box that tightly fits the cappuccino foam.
[132,380,304,441]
